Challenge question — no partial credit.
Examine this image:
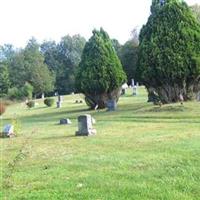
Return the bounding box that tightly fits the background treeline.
[0,33,139,100]
[0,3,199,101]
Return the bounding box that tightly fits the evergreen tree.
[0,63,10,97]
[119,40,138,85]
[137,0,200,103]
[75,28,126,109]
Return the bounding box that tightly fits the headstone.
[94,104,99,110]
[106,99,117,111]
[197,92,200,101]
[57,101,62,108]
[131,79,135,87]
[2,124,14,137]
[133,86,137,96]
[60,118,72,125]
[41,93,45,99]
[75,114,96,136]
[179,94,184,105]
[60,96,64,102]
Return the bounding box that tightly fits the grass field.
[1,87,200,200]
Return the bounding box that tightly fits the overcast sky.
[0,0,199,47]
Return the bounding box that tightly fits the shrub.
[26,101,35,108]
[8,87,22,100]
[21,82,33,100]
[44,98,54,107]
[0,102,6,115]
[8,83,33,101]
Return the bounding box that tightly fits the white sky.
[0,0,199,47]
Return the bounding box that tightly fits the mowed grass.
[0,87,200,200]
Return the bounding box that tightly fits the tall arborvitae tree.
[75,28,126,109]
[137,0,200,103]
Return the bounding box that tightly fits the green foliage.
[41,35,86,95]
[0,102,6,115]
[44,98,55,107]
[0,63,10,97]
[24,38,55,96]
[21,82,33,100]
[119,40,138,85]
[5,38,55,97]
[8,83,33,100]
[8,87,22,100]
[26,101,35,108]
[138,0,200,103]
[76,28,126,95]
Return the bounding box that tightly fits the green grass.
[1,87,200,200]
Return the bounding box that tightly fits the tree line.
[0,33,138,100]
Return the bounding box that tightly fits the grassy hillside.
[1,87,200,200]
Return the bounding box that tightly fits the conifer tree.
[138,0,200,103]
[76,28,126,109]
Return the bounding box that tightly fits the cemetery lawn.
[1,87,200,200]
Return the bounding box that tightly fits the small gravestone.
[197,92,200,101]
[131,79,135,87]
[60,118,72,125]
[133,86,137,96]
[2,124,15,137]
[106,100,117,111]
[57,95,63,103]
[57,101,62,108]
[76,114,96,136]
[60,96,64,102]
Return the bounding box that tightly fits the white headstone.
[3,124,14,137]
[133,86,137,96]
[76,114,96,136]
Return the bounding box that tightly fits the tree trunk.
[84,88,121,109]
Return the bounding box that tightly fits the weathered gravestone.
[60,118,72,125]
[2,124,15,137]
[75,114,96,136]
[106,100,117,111]
[197,92,200,101]
[133,86,138,96]
[57,101,62,108]
[58,95,63,102]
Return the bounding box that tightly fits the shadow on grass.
[41,134,76,140]
[18,108,90,124]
